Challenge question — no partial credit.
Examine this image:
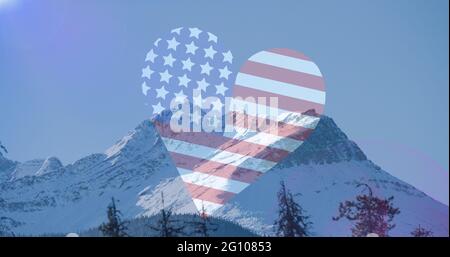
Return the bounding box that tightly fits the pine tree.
[149,192,185,237]
[274,181,312,237]
[333,183,400,237]
[189,203,218,237]
[99,197,128,237]
[411,225,433,237]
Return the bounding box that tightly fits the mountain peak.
[136,114,366,168]
[277,115,367,167]
[104,118,162,163]
[35,157,65,176]
[9,156,65,180]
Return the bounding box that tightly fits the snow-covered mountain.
[8,157,66,180]
[0,116,448,236]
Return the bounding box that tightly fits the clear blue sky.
[0,0,448,204]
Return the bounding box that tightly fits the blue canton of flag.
[141,27,235,127]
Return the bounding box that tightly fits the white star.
[155,86,169,99]
[142,66,153,79]
[196,78,209,92]
[215,83,227,95]
[204,46,217,59]
[171,27,182,34]
[152,102,165,115]
[174,90,187,102]
[219,66,232,79]
[207,32,218,43]
[200,62,213,76]
[141,82,150,96]
[222,51,233,63]
[185,41,198,55]
[167,37,179,50]
[160,70,171,83]
[189,27,202,39]
[145,49,157,62]
[182,58,195,71]
[178,74,190,88]
[163,54,176,67]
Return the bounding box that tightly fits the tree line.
[99,182,433,237]
[99,193,218,237]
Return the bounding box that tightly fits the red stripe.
[233,85,325,115]
[169,152,262,183]
[226,111,313,141]
[155,122,289,162]
[240,61,325,91]
[267,48,311,61]
[185,183,235,205]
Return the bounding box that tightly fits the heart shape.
[141,28,326,215]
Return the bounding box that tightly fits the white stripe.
[178,168,249,194]
[192,199,223,215]
[235,73,326,105]
[249,51,322,77]
[223,126,303,152]
[162,137,276,173]
[228,98,321,129]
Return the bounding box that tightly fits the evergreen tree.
[99,197,128,237]
[411,225,433,237]
[274,181,312,237]
[189,203,218,237]
[333,183,400,237]
[149,192,185,237]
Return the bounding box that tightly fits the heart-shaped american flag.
[142,28,326,215]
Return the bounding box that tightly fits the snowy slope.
[215,162,449,236]
[0,120,195,235]
[9,159,44,180]
[0,116,448,236]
